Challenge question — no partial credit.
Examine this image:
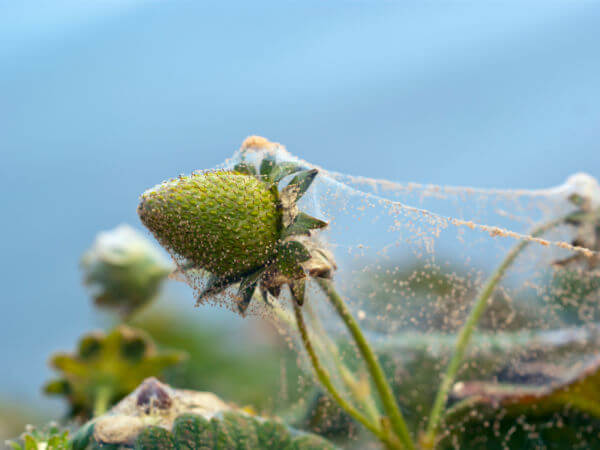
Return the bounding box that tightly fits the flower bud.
[81,224,174,317]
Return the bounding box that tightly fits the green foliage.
[450,354,600,419]
[6,423,70,450]
[71,412,336,450]
[442,409,600,449]
[70,377,336,450]
[0,400,47,445]
[44,326,186,419]
[134,426,176,449]
[436,353,600,448]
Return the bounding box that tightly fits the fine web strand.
[178,144,600,447]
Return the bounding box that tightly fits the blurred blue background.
[1,0,599,416]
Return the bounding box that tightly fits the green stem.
[305,303,382,425]
[293,303,399,448]
[316,278,416,450]
[423,218,562,448]
[93,385,112,417]
[269,295,383,426]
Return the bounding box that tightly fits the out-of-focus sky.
[1,1,599,410]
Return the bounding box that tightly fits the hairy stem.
[293,303,399,448]
[305,303,382,425]
[316,278,416,450]
[266,294,381,423]
[423,218,563,448]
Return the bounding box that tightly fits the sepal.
[277,240,311,270]
[290,279,306,306]
[282,212,328,238]
[233,161,257,176]
[260,155,277,178]
[198,274,241,302]
[270,162,302,184]
[281,169,318,204]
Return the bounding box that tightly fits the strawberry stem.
[316,278,416,450]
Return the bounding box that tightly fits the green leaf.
[451,357,600,419]
[241,267,267,288]
[8,424,71,450]
[276,241,310,280]
[170,412,337,450]
[44,379,71,395]
[24,436,37,450]
[221,412,259,448]
[75,410,338,450]
[437,354,600,448]
[198,274,239,300]
[172,414,212,450]
[282,212,328,238]
[212,417,237,449]
[256,420,292,448]
[290,280,306,306]
[281,169,318,204]
[70,421,95,450]
[237,267,267,312]
[260,155,277,178]
[74,379,337,449]
[78,335,103,360]
[237,280,258,314]
[278,241,311,264]
[233,162,257,176]
[270,162,302,184]
[134,426,176,449]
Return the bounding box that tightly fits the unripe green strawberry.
[138,142,334,313]
[138,171,282,278]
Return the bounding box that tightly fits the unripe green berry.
[138,171,282,278]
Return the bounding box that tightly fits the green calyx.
[44,326,186,420]
[138,140,335,314]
